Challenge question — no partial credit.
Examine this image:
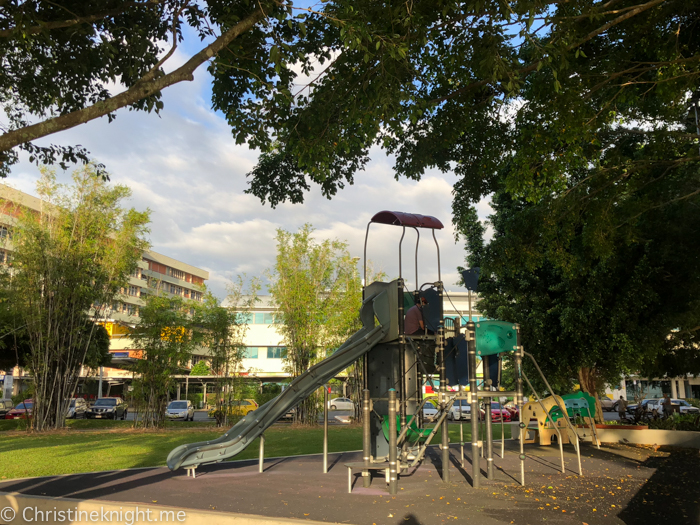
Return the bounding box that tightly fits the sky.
[5,34,492,301]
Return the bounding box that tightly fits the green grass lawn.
[0,422,511,480]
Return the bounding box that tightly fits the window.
[244,347,259,359]
[255,312,275,324]
[0,226,11,240]
[267,347,287,359]
[168,268,185,280]
[239,313,253,324]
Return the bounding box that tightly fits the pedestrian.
[662,394,673,418]
[617,396,627,419]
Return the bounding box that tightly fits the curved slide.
[167,284,395,471]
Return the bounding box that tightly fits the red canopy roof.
[370,211,444,230]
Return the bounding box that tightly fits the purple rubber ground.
[1,441,698,525]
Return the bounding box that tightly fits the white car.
[422,400,439,422]
[644,399,699,415]
[327,397,354,411]
[448,398,474,421]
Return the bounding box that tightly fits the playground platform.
[1,442,698,525]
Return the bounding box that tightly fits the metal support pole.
[498,399,505,458]
[259,434,265,473]
[323,386,329,473]
[362,389,371,488]
[98,367,103,399]
[388,389,398,495]
[514,343,525,486]
[398,279,407,456]
[483,356,494,480]
[467,320,480,488]
[438,299,449,483]
[460,420,465,468]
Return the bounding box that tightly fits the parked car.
[504,403,520,421]
[422,400,439,422]
[229,399,258,416]
[86,397,128,420]
[327,397,354,411]
[0,399,14,418]
[486,402,512,423]
[5,399,32,419]
[626,399,654,416]
[645,398,700,415]
[66,398,87,419]
[166,400,195,421]
[599,397,614,412]
[281,406,297,420]
[448,398,480,421]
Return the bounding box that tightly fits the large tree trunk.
[578,367,604,424]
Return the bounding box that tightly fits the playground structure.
[167,210,585,490]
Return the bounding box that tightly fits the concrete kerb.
[575,427,700,448]
[0,492,339,525]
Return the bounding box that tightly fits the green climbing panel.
[474,320,518,356]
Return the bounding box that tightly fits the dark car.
[86,397,127,420]
[0,399,13,418]
[67,398,87,419]
[5,399,32,419]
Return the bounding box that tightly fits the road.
[124,409,356,423]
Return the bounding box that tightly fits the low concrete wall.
[575,426,700,448]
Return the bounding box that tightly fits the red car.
[5,399,33,419]
[486,402,512,423]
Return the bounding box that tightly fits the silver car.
[448,398,473,421]
[66,398,87,419]
[166,400,194,421]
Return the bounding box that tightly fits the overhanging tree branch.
[0,7,265,153]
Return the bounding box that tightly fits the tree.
[0,0,323,176]
[130,294,197,428]
[460,179,700,421]
[194,278,258,427]
[189,361,211,376]
[267,224,362,425]
[242,0,700,253]
[1,166,149,430]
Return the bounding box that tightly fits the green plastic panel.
[474,320,518,356]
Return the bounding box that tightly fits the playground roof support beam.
[364,211,444,286]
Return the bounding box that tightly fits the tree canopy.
[3,0,697,221]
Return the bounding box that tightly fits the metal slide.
[167,284,395,471]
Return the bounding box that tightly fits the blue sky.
[6,20,492,300]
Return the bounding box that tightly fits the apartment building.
[230,290,484,384]
[0,184,209,396]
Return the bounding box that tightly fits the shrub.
[648,413,700,431]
